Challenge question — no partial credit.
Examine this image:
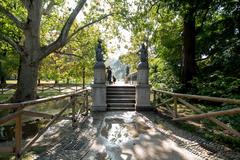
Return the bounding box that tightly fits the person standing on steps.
[112,75,116,84]
[107,66,112,84]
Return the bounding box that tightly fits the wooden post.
[71,96,76,127]
[15,114,22,159]
[153,90,156,104]
[86,90,89,114]
[58,84,61,92]
[173,96,178,118]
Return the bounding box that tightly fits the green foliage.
[39,26,102,83]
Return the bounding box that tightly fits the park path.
[33,111,240,160]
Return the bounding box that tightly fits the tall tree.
[0,0,110,102]
[181,2,197,88]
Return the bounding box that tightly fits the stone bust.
[96,39,104,62]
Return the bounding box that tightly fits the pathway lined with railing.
[0,86,240,159]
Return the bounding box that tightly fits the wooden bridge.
[0,86,240,159]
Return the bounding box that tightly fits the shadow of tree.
[33,111,239,160]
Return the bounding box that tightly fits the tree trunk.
[12,56,39,102]
[82,67,85,89]
[0,63,7,85]
[0,52,7,85]
[11,0,42,102]
[0,76,6,85]
[181,11,196,89]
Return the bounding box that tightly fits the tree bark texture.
[11,0,42,102]
[181,11,197,88]
[13,56,39,102]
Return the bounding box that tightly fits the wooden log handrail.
[20,97,75,156]
[22,110,72,120]
[0,146,14,153]
[0,88,91,159]
[0,89,90,110]
[152,89,240,137]
[0,110,22,125]
[152,89,240,104]
[177,98,240,137]
[173,108,240,121]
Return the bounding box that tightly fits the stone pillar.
[135,44,152,111]
[92,40,107,111]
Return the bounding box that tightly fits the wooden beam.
[0,110,22,125]
[20,100,72,155]
[177,98,240,137]
[165,104,174,117]
[71,96,76,127]
[173,96,178,118]
[153,89,240,104]
[0,147,14,153]
[15,114,22,159]
[155,98,173,107]
[21,111,71,120]
[173,107,240,121]
[0,89,89,110]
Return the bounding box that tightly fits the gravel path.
[31,111,240,160]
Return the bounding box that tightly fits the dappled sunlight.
[83,111,202,160]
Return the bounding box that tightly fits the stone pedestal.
[135,62,152,111]
[92,84,107,111]
[92,62,107,111]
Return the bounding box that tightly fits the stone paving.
[32,111,240,160]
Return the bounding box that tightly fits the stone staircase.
[107,86,136,110]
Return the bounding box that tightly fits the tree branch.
[54,50,83,59]
[40,0,87,60]
[42,1,55,15]
[0,4,25,29]
[67,13,112,42]
[0,33,23,55]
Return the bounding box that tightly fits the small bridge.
[0,42,240,159]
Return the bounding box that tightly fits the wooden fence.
[0,89,91,159]
[152,89,240,137]
[0,83,88,95]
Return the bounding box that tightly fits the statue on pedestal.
[125,65,130,77]
[96,39,104,62]
[139,43,148,63]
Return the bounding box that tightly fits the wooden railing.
[152,89,240,137]
[0,89,91,159]
[0,83,89,95]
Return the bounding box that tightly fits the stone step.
[107,107,135,111]
[107,103,135,108]
[107,86,135,88]
[107,89,135,93]
[107,87,135,90]
[107,91,135,95]
[107,95,135,99]
[107,98,135,103]
[107,88,135,90]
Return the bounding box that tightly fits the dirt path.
[32,111,239,160]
